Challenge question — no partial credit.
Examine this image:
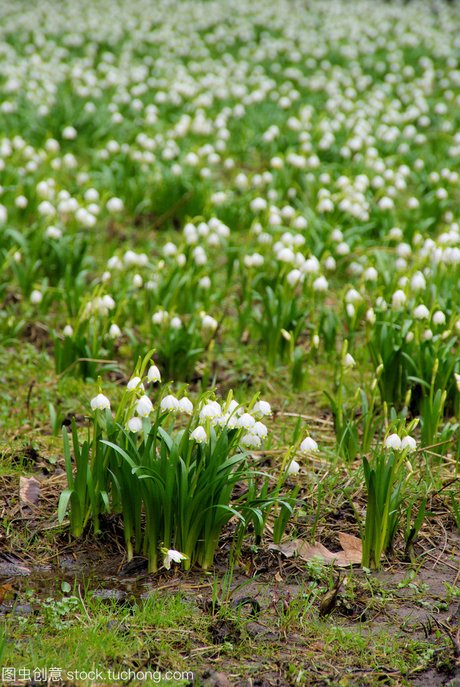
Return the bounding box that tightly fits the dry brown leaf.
[337,533,362,564]
[297,533,362,567]
[269,541,299,558]
[19,476,40,506]
[0,584,13,604]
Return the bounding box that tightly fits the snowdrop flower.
[45,226,62,239]
[300,437,318,453]
[127,417,143,433]
[250,197,267,213]
[199,401,222,422]
[392,290,407,309]
[313,276,328,292]
[252,422,268,439]
[237,413,256,430]
[63,325,73,337]
[385,434,402,450]
[163,549,187,570]
[170,316,182,330]
[62,126,77,140]
[160,395,180,412]
[201,315,218,332]
[343,353,356,369]
[127,376,144,391]
[106,197,124,213]
[147,365,161,383]
[30,290,43,304]
[414,304,430,320]
[90,393,111,411]
[253,400,272,417]
[364,267,378,282]
[366,308,376,325]
[190,426,207,443]
[401,436,417,452]
[109,324,122,339]
[179,397,194,414]
[0,204,7,223]
[199,276,211,289]
[152,309,168,325]
[345,288,362,304]
[240,433,261,448]
[136,395,153,417]
[432,310,446,326]
[287,269,302,287]
[286,460,300,476]
[411,272,426,291]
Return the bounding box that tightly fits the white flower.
[201,315,218,332]
[250,197,267,213]
[432,310,446,326]
[346,303,355,318]
[179,397,194,414]
[160,394,179,412]
[109,323,122,339]
[287,269,302,287]
[136,395,153,417]
[63,325,73,337]
[385,433,402,450]
[170,316,182,330]
[62,125,77,140]
[392,290,406,309]
[252,421,268,438]
[127,376,144,391]
[30,290,43,304]
[90,393,111,411]
[414,304,430,320]
[240,433,261,448]
[313,276,328,291]
[345,288,362,304]
[128,417,143,433]
[190,426,207,443]
[163,549,187,570]
[106,197,124,213]
[237,413,256,430]
[286,460,300,475]
[300,437,318,453]
[364,267,378,282]
[152,309,168,325]
[253,400,272,417]
[147,365,161,383]
[45,226,62,239]
[199,401,222,422]
[411,272,426,291]
[401,436,417,452]
[343,353,356,368]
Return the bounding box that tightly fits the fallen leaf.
[337,533,362,564]
[0,583,13,604]
[269,541,298,558]
[19,476,40,505]
[297,534,362,567]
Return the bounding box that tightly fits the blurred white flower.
[90,393,111,411]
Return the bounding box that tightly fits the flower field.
[0,1,459,685]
